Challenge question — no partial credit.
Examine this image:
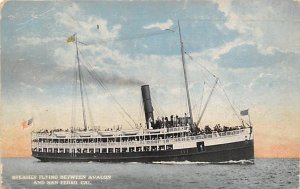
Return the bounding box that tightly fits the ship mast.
[178,20,194,126]
[75,34,88,131]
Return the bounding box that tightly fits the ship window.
[103,138,108,142]
[83,148,88,153]
[143,146,150,151]
[116,138,120,142]
[65,139,68,143]
[95,148,100,153]
[166,145,173,150]
[158,134,164,139]
[159,145,165,151]
[65,149,70,153]
[151,146,157,151]
[136,147,142,152]
[115,148,120,153]
[89,148,94,153]
[59,148,64,153]
[76,148,81,153]
[129,137,134,141]
[102,148,107,153]
[122,148,127,153]
[43,148,47,152]
[48,148,52,153]
[38,148,42,152]
[39,138,42,142]
[54,148,58,153]
[145,135,150,140]
[129,147,134,152]
[108,148,114,153]
[107,138,111,142]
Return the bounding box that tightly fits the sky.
[0,0,299,158]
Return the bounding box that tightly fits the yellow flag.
[66,35,75,43]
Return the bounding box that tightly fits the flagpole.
[248,109,252,127]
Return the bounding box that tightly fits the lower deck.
[32,140,254,162]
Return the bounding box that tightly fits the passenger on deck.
[162,117,165,128]
[158,117,162,129]
[204,125,212,134]
[175,115,179,127]
[165,117,169,128]
[170,115,174,127]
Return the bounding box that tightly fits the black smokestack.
[141,85,154,129]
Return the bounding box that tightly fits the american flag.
[22,118,33,129]
[240,109,249,116]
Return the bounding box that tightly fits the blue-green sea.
[1,158,299,189]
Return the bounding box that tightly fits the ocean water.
[1,158,299,189]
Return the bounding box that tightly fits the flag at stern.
[240,109,249,116]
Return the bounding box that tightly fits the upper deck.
[32,125,191,139]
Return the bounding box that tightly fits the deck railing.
[32,128,247,149]
[32,126,191,138]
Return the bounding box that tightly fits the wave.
[152,160,210,165]
[216,159,254,164]
[152,159,254,165]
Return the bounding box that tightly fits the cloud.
[207,38,254,61]
[16,3,122,47]
[55,3,121,42]
[17,36,64,46]
[20,82,44,93]
[16,7,55,31]
[143,19,173,30]
[248,73,273,89]
[213,0,300,54]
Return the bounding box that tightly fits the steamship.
[31,21,254,162]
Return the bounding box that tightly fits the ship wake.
[152,159,254,165]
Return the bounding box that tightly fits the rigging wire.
[139,93,145,125]
[79,27,178,46]
[150,88,166,116]
[83,62,135,129]
[81,67,95,129]
[151,96,163,117]
[71,54,78,130]
[193,81,205,126]
[77,49,137,128]
[79,51,136,127]
[217,80,242,122]
[184,52,243,124]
